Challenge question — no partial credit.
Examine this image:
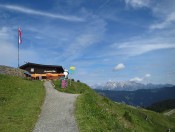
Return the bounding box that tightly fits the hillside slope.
[54,80,175,132]
[0,65,25,77]
[0,74,45,132]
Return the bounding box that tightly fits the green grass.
[54,80,175,132]
[53,80,88,94]
[0,74,45,132]
[171,112,175,118]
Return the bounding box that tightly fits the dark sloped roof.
[20,62,63,70]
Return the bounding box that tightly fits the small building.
[20,62,64,80]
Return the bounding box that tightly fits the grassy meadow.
[54,79,88,94]
[0,74,45,132]
[54,80,175,132]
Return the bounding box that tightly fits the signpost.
[69,66,75,86]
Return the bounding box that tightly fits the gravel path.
[33,81,79,132]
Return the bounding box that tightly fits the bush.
[123,111,132,122]
[77,80,80,82]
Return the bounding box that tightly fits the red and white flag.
[18,27,22,44]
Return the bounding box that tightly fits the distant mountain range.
[95,86,175,107]
[92,81,174,91]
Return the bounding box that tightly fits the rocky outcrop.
[0,65,25,77]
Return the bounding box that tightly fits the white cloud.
[124,0,175,30]
[145,0,175,30]
[59,17,106,61]
[130,73,151,82]
[0,40,39,67]
[117,43,175,56]
[150,12,175,30]
[0,4,84,22]
[145,73,151,77]
[94,29,175,58]
[0,26,40,67]
[130,77,143,82]
[0,42,17,66]
[114,63,125,71]
[124,0,150,8]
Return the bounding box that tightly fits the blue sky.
[0,0,175,85]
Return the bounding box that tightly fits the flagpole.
[18,27,22,68]
[70,75,71,86]
[18,30,19,68]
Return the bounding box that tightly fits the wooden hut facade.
[20,62,64,79]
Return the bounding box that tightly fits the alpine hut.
[20,62,64,80]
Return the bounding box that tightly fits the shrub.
[123,111,132,122]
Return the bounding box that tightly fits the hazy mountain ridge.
[95,86,175,107]
[147,99,175,113]
[93,81,174,91]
